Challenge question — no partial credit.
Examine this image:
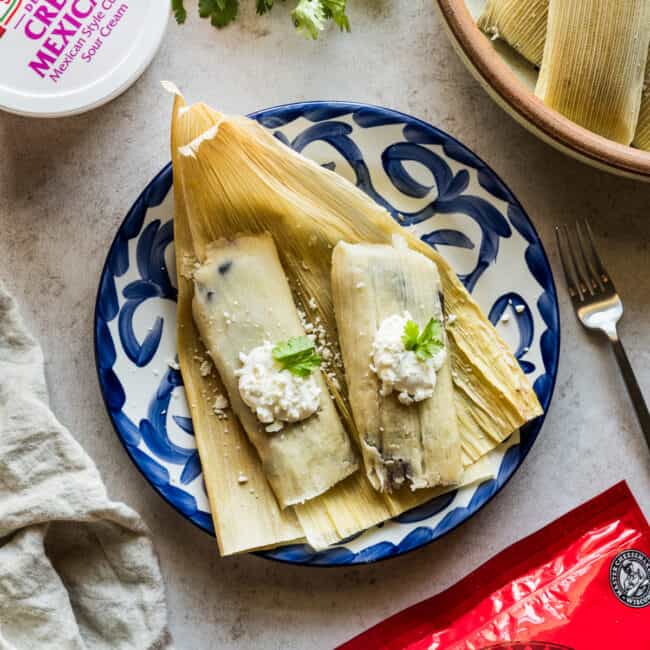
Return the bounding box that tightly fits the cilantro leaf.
[321,0,349,31]
[172,0,187,23]
[292,0,326,39]
[402,320,420,352]
[402,318,444,361]
[198,0,239,28]
[272,336,322,377]
[256,0,274,14]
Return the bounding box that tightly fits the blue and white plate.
[95,102,560,566]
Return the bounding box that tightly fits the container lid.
[0,1,169,117]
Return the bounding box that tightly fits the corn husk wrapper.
[168,88,304,555]
[633,65,650,150]
[478,0,548,66]
[331,241,462,493]
[536,0,650,145]
[169,88,542,554]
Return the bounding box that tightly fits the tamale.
[170,90,542,552]
[477,0,548,66]
[536,0,650,145]
[168,85,303,555]
[192,234,358,507]
[633,63,650,150]
[331,240,462,493]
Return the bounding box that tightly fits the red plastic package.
[340,482,650,650]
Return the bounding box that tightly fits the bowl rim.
[436,0,650,180]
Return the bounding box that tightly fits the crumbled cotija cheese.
[236,342,321,432]
[371,312,446,406]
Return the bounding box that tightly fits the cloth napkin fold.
[0,281,172,650]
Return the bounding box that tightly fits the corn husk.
[331,241,462,493]
[169,87,304,555]
[633,64,650,150]
[169,88,542,553]
[192,234,358,507]
[536,0,650,145]
[478,0,548,66]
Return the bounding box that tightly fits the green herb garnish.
[172,0,187,23]
[173,0,350,38]
[272,336,322,377]
[198,0,239,28]
[402,318,444,362]
[256,0,274,14]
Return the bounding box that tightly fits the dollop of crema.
[236,342,321,432]
[371,312,446,406]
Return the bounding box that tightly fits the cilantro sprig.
[272,336,322,377]
[173,0,350,38]
[198,0,239,27]
[172,0,187,23]
[402,318,444,362]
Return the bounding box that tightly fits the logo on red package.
[610,549,650,608]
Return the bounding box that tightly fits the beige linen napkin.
[0,280,173,649]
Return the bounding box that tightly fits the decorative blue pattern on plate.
[94,102,560,566]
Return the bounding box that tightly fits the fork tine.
[575,221,601,292]
[583,220,614,289]
[555,225,583,302]
[564,224,593,298]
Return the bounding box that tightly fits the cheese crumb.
[213,393,229,419]
[199,359,212,377]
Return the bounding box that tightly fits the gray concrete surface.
[2,2,650,648]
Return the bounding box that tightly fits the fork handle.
[609,336,650,449]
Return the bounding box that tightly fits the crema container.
[0,0,168,117]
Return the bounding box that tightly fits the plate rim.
[93,100,561,566]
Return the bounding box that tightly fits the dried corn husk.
[169,88,542,554]
[536,0,650,145]
[633,64,650,150]
[478,0,548,66]
[168,86,304,555]
[331,241,462,493]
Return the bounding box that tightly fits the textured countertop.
[2,2,650,648]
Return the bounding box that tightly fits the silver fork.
[555,220,650,450]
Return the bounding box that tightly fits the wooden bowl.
[436,0,650,181]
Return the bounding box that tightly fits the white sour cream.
[236,342,321,431]
[371,312,446,406]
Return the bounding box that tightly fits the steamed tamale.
[536,0,650,145]
[478,0,548,66]
[634,64,650,150]
[192,234,358,507]
[331,240,462,493]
